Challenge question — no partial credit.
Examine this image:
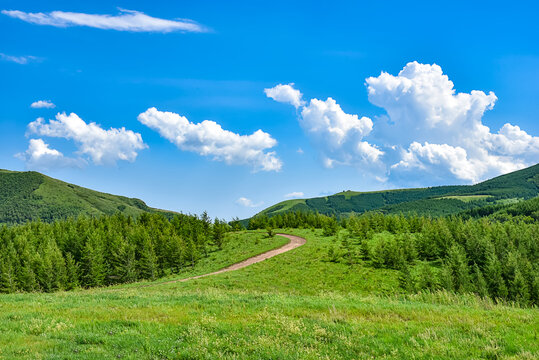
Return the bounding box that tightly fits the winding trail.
[142,233,306,287]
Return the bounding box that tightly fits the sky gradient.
[1,0,538,219]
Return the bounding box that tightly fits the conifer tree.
[138,235,158,280]
[445,244,471,293]
[471,263,488,298]
[123,243,138,283]
[398,262,414,292]
[18,260,38,292]
[81,232,107,287]
[64,252,80,290]
[484,253,508,300]
[511,269,530,306]
[213,219,227,248]
[0,255,18,293]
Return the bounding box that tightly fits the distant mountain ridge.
[254,163,539,219]
[0,169,175,224]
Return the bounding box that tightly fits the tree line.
[248,210,539,306]
[0,212,229,293]
[342,213,538,306]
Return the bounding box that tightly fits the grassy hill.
[256,163,539,218]
[0,169,174,224]
[1,230,537,359]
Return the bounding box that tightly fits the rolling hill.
[255,163,539,218]
[0,169,175,224]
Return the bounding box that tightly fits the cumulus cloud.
[367,61,539,182]
[30,100,55,109]
[236,197,263,208]
[2,8,207,33]
[266,84,383,167]
[284,192,304,199]
[267,62,537,184]
[15,138,85,170]
[392,142,523,182]
[0,53,38,64]
[264,83,305,108]
[138,107,282,172]
[27,112,147,165]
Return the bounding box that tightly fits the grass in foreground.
[0,230,537,359]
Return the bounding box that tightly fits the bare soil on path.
[142,233,306,287]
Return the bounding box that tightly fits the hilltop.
[254,163,539,219]
[0,169,175,224]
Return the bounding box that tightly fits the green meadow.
[1,230,537,359]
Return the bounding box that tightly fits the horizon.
[1,1,538,220]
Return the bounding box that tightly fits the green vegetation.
[0,213,288,293]
[461,195,539,221]
[0,169,175,224]
[248,210,539,307]
[1,165,539,358]
[0,229,537,359]
[255,163,539,219]
[439,195,493,202]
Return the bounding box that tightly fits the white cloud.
[488,123,539,156]
[1,8,207,33]
[236,197,263,208]
[138,107,282,172]
[27,112,147,165]
[300,103,383,165]
[267,62,537,184]
[15,138,85,170]
[30,100,55,109]
[365,61,539,183]
[264,83,305,108]
[0,53,38,64]
[266,84,383,168]
[284,192,304,199]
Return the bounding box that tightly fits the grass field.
[0,230,537,359]
[438,195,493,202]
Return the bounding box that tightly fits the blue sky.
[1,0,538,219]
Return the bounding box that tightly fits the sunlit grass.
[0,230,537,359]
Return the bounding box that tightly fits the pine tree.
[81,233,107,287]
[511,269,530,306]
[64,252,80,290]
[414,262,438,291]
[471,263,488,298]
[398,262,414,292]
[50,243,67,291]
[213,219,227,248]
[18,260,38,292]
[166,235,184,274]
[0,256,18,293]
[123,243,138,282]
[36,245,54,292]
[139,235,158,280]
[445,244,471,293]
[106,233,128,284]
[484,253,508,301]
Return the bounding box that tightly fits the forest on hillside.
[0,212,228,293]
[1,196,538,307]
[247,200,539,307]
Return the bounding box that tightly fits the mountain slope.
[256,163,539,218]
[0,169,174,224]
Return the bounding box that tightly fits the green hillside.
[256,163,539,218]
[1,229,537,359]
[0,169,174,224]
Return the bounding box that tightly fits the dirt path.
[151,233,306,286]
